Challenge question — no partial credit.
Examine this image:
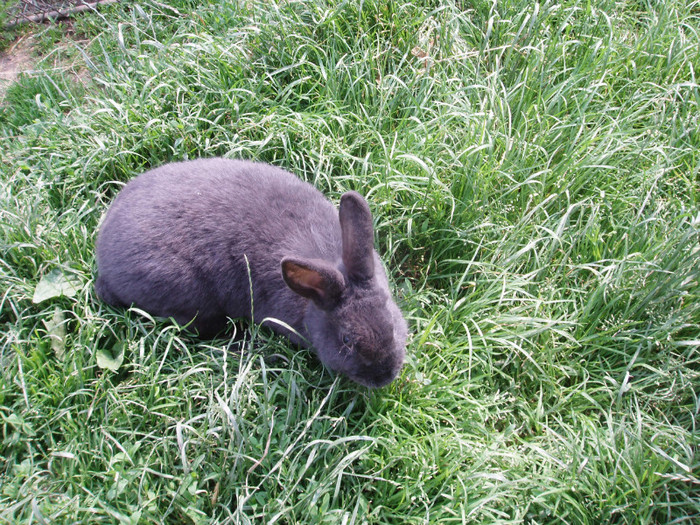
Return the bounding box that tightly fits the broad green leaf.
[2,413,36,436]
[42,307,67,360]
[96,344,124,372]
[33,269,81,303]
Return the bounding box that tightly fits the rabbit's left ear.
[339,192,375,281]
[281,257,345,309]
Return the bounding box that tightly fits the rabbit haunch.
[95,158,407,388]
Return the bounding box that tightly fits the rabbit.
[95,158,407,388]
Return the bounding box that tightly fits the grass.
[1,0,698,523]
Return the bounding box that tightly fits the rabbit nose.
[371,364,401,388]
[373,372,397,388]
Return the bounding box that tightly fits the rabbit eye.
[342,334,353,347]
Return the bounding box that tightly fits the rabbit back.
[96,158,340,336]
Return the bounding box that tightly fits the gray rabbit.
[95,158,407,388]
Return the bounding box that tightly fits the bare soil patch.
[0,34,38,99]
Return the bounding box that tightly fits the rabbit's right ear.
[281,257,345,309]
[339,191,375,281]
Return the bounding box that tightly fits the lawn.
[1,0,698,523]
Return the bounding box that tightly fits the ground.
[0,17,88,101]
[0,34,37,99]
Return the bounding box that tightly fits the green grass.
[1,0,699,523]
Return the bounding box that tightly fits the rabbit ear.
[339,191,375,281]
[281,257,345,309]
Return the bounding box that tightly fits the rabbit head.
[282,192,407,388]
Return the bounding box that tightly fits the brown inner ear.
[284,263,328,299]
[281,257,345,309]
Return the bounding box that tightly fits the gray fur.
[95,158,407,387]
